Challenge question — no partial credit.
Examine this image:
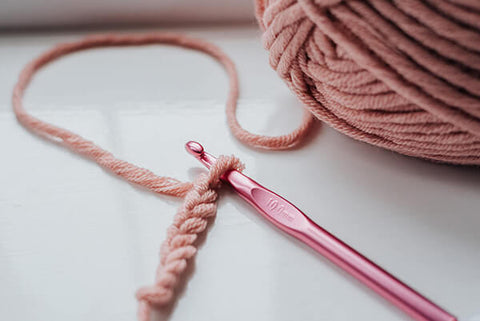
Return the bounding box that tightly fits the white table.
[1,25,479,321]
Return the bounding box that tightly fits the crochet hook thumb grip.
[185,141,456,321]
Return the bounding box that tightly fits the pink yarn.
[12,33,309,320]
[255,0,480,164]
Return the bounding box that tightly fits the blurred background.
[0,0,255,29]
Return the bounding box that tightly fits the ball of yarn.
[255,0,480,165]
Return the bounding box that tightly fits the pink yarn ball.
[255,0,480,165]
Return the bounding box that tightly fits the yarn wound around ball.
[255,0,480,164]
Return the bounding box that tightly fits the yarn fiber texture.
[255,0,480,165]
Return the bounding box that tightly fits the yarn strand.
[11,33,312,320]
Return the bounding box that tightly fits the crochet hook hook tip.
[185,141,204,158]
[185,141,216,169]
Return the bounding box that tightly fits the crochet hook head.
[185,141,216,169]
[185,141,204,157]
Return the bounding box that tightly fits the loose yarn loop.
[12,33,314,156]
[256,0,480,164]
[11,33,305,320]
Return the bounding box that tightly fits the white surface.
[0,25,479,321]
[0,0,253,29]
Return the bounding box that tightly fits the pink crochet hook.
[185,141,456,321]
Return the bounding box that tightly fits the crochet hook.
[185,141,456,321]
